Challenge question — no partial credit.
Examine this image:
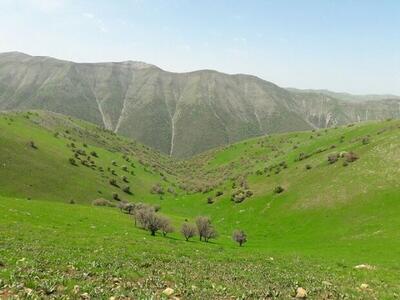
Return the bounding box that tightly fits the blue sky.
[0,0,399,94]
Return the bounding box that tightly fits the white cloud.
[82,12,108,33]
[82,12,95,19]
[27,0,66,13]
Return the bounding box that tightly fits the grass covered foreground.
[1,111,400,298]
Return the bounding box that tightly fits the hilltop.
[1,111,400,298]
[1,52,399,158]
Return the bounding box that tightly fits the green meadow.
[1,111,400,299]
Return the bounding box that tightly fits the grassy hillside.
[1,111,400,298]
[0,111,180,204]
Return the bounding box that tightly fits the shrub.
[232,229,247,246]
[90,151,98,158]
[344,152,359,163]
[92,198,115,207]
[109,179,118,187]
[274,186,284,194]
[181,222,197,241]
[118,202,135,214]
[112,193,120,201]
[305,164,312,170]
[29,141,38,149]
[207,197,214,204]
[122,176,129,183]
[328,153,339,164]
[215,191,224,197]
[362,137,370,145]
[69,158,77,166]
[122,186,132,194]
[151,183,164,195]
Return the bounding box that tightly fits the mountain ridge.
[1,51,400,158]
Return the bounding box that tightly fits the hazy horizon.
[1,0,399,95]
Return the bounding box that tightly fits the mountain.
[288,87,400,102]
[1,110,400,298]
[1,51,399,158]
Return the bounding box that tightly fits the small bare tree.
[203,226,217,242]
[181,222,196,241]
[159,215,174,237]
[145,211,162,236]
[232,229,247,246]
[134,205,155,229]
[196,216,211,241]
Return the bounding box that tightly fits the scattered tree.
[196,216,217,242]
[181,222,197,241]
[232,229,247,246]
[159,216,174,237]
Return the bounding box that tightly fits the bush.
[118,202,135,214]
[274,186,284,194]
[69,158,77,166]
[344,152,359,163]
[207,197,214,204]
[151,183,164,195]
[109,179,118,187]
[328,153,339,164]
[29,141,38,149]
[305,164,312,170]
[232,229,247,246]
[92,198,115,207]
[112,193,120,201]
[181,222,197,241]
[215,191,224,197]
[122,186,132,194]
[90,151,98,158]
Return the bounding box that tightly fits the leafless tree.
[181,222,196,241]
[159,215,174,237]
[196,216,210,241]
[232,229,247,246]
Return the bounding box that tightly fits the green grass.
[1,111,400,298]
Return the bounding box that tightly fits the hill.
[1,52,400,157]
[1,111,400,298]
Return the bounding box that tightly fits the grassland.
[1,111,400,298]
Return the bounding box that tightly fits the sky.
[0,0,399,95]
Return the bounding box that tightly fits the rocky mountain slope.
[1,51,399,157]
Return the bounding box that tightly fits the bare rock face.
[1,52,399,158]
